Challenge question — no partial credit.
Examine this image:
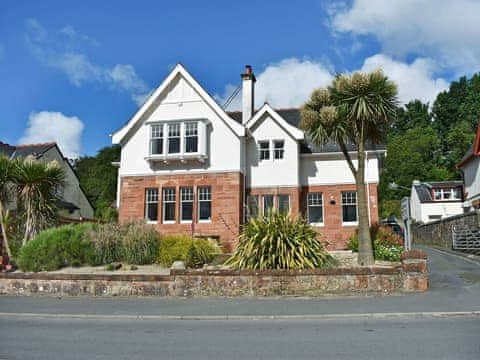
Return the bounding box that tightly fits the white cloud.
[218,58,334,110]
[19,111,84,158]
[25,19,149,105]
[330,0,480,72]
[360,54,449,105]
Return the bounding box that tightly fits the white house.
[457,122,480,210]
[410,180,464,223]
[111,64,384,250]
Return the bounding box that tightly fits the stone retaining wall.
[0,251,428,297]
[412,211,480,248]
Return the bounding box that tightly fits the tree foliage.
[74,145,120,220]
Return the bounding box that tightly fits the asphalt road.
[0,246,479,359]
[0,316,479,360]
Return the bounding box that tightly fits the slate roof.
[227,108,386,154]
[414,181,463,203]
[13,142,56,159]
[0,142,16,158]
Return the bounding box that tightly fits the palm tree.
[0,155,15,258]
[301,70,398,265]
[14,157,65,245]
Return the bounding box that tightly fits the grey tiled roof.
[13,143,56,159]
[228,109,386,154]
[0,142,16,158]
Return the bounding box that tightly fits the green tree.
[74,145,120,219]
[301,70,398,266]
[444,120,475,172]
[379,126,454,204]
[14,157,65,245]
[390,100,432,139]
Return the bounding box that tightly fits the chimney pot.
[245,65,252,74]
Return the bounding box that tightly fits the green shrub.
[86,222,124,265]
[122,222,160,264]
[18,223,94,272]
[225,212,334,270]
[347,224,403,261]
[158,235,221,268]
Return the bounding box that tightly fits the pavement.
[0,246,479,359]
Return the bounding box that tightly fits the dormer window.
[433,188,461,201]
[168,123,181,154]
[150,125,163,155]
[185,122,198,153]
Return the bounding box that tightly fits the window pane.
[342,191,357,223]
[199,202,211,221]
[186,137,198,153]
[248,195,259,218]
[163,188,176,222]
[274,140,284,159]
[164,203,176,221]
[145,188,158,221]
[181,187,193,221]
[307,193,323,224]
[263,195,274,215]
[168,124,180,154]
[151,139,163,154]
[278,195,290,214]
[259,141,270,160]
[198,186,212,221]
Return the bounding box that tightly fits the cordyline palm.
[14,157,65,245]
[301,70,398,265]
[0,155,15,258]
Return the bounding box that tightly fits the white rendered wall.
[246,114,299,187]
[300,155,379,186]
[462,159,480,202]
[419,202,464,223]
[410,187,423,223]
[119,76,242,176]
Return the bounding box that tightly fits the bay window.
[185,122,198,153]
[150,125,163,155]
[168,123,181,154]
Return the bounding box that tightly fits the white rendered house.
[111,64,384,250]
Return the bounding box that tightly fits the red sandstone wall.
[119,172,243,251]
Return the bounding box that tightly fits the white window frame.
[307,192,324,226]
[162,187,176,224]
[145,188,159,223]
[434,188,461,201]
[167,123,181,154]
[150,124,164,155]
[180,187,194,223]
[262,194,274,215]
[273,139,285,160]
[258,140,270,161]
[341,191,358,225]
[184,122,199,154]
[198,186,212,223]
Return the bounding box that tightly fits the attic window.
[434,188,461,201]
[150,125,163,155]
[259,141,270,160]
[273,140,284,159]
[168,123,181,154]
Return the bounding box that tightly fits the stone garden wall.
[412,211,480,248]
[0,251,428,297]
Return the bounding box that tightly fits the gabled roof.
[457,120,480,168]
[112,63,245,144]
[228,108,386,154]
[245,103,304,141]
[13,142,56,159]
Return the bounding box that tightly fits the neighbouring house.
[457,121,480,210]
[0,141,95,221]
[410,180,464,223]
[111,64,384,250]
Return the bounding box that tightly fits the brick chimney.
[241,65,256,124]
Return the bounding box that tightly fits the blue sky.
[1,0,479,157]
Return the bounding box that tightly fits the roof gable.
[112,64,244,144]
[457,120,480,168]
[245,104,304,141]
